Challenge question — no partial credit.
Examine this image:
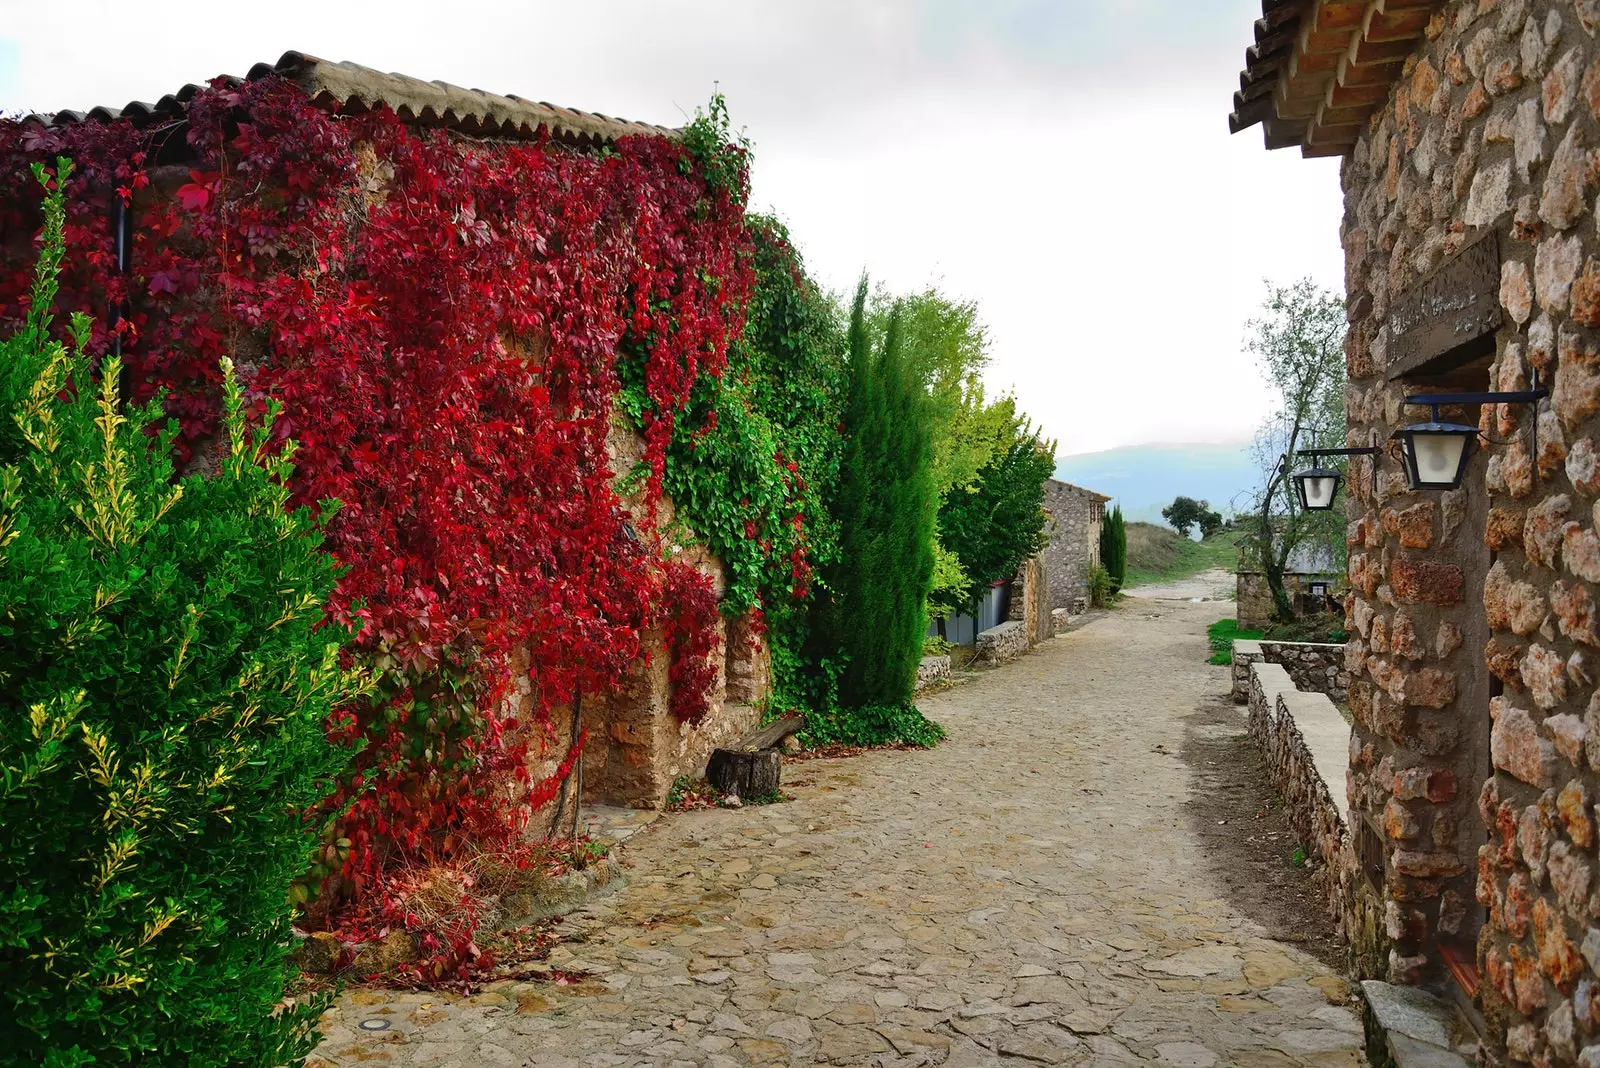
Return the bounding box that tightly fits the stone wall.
[1041,479,1108,612]
[1237,570,1338,630]
[1245,659,1375,966]
[1231,638,1350,704]
[1338,2,1600,1059]
[516,418,768,810]
[915,654,952,691]
[976,620,1030,665]
[1007,555,1053,646]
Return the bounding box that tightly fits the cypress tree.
[1100,505,1127,591]
[832,279,940,736]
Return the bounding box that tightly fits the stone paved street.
[311,598,1366,1067]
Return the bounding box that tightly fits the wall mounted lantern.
[1290,440,1381,512]
[1396,377,1547,491]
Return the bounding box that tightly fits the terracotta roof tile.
[24,50,678,146]
[1228,0,1445,157]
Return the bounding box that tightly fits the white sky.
[0,0,1347,455]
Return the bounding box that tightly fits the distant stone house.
[1236,543,1345,629]
[1040,479,1110,611]
[1229,2,1600,1061]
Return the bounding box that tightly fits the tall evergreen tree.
[1100,505,1127,591]
[833,279,939,721]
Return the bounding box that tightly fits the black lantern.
[1290,441,1381,512]
[1292,465,1342,511]
[1395,411,1478,490]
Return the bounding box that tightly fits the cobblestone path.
[311,599,1366,1067]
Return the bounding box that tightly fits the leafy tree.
[1198,508,1226,539]
[829,279,941,743]
[1240,279,1347,622]
[0,162,372,1066]
[1099,504,1127,591]
[1161,496,1213,538]
[939,416,1056,608]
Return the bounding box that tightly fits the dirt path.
[1121,568,1235,603]
[312,602,1364,1068]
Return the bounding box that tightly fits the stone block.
[975,621,1029,665]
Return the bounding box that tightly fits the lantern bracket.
[1295,432,1383,495]
[1398,374,1550,490]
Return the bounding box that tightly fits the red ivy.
[661,559,722,723]
[0,76,753,975]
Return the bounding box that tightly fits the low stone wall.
[915,654,951,692]
[976,620,1029,665]
[1243,653,1378,967]
[1051,608,1069,635]
[1231,638,1348,704]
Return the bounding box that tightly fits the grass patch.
[1207,618,1263,665]
[1123,523,1244,589]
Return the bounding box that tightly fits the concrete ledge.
[1360,981,1473,1068]
[976,620,1029,665]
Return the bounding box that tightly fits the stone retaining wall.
[976,620,1029,665]
[1231,638,1350,704]
[1243,649,1386,978]
[915,654,952,692]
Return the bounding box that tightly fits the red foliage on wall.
[0,76,748,975]
[661,559,723,723]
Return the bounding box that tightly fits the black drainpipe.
[109,195,132,401]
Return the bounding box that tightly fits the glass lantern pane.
[1304,475,1338,509]
[1413,431,1469,485]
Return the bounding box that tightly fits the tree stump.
[706,747,782,799]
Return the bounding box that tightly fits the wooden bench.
[706,715,805,799]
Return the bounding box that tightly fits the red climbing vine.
[0,75,750,978]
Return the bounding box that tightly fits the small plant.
[1290,845,1308,868]
[923,635,952,656]
[1088,564,1117,608]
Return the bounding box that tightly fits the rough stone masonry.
[1232,2,1600,1064]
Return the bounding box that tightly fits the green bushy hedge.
[0,162,371,1066]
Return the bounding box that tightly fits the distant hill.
[1054,441,1260,526]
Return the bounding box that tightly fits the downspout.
[109,195,132,401]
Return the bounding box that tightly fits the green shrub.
[0,162,372,1067]
[1088,564,1116,608]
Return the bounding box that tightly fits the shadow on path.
[1178,690,1345,971]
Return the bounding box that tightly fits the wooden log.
[733,714,805,753]
[706,746,782,799]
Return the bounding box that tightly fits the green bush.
[0,163,372,1067]
[1088,564,1116,608]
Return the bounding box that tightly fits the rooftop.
[1227,0,1443,156]
[22,50,677,148]
[1046,478,1112,503]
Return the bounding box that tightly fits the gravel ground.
[311,600,1363,1068]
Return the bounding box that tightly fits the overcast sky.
[0,0,1346,455]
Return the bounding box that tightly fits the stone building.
[1236,543,1345,628]
[3,51,769,813]
[1041,478,1111,611]
[1230,1,1600,1062]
